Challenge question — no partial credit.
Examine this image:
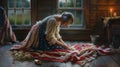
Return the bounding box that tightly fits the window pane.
[76,0,82,7]
[67,0,74,7]
[75,11,82,25]
[24,0,31,8]
[24,10,30,25]
[8,10,15,25]
[16,0,22,8]
[16,10,23,25]
[8,0,31,26]
[59,0,66,7]
[8,0,14,8]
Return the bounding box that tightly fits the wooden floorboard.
[0,44,120,67]
[111,54,120,66]
[102,56,119,67]
[92,56,108,67]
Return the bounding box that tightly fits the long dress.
[11,15,64,51]
[0,7,16,45]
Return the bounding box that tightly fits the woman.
[11,12,115,64]
[11,12,74,51]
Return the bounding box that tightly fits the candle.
[110,8,113,17]
[110,8,113,13]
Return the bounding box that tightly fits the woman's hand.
[65,44,76,50]
[62,44,70,50]
[70,46,76,50]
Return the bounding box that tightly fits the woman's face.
[61,19,73,26]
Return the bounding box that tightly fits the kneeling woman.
[11,12,74,51]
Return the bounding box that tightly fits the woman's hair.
[61,12,74,24]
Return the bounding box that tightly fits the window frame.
[7,0,31,28]
[57,0,85,29]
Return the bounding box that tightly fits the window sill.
[61,25,86,30]
[12,25,31,30]
[61,28,91,31]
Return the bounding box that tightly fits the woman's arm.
[45,18,70,50]
[55,40,70,50]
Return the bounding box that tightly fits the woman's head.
[60,12,74,26]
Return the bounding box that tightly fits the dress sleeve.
[45,18,58,45]
[55,24,62,40]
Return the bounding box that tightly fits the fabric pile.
[10,43,115,66]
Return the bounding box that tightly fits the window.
[7,0,31,27]
[58,0,84,29]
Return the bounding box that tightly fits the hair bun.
[61,12,74,22]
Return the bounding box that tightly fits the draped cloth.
[11,43,115,66]
[0,7,16,45]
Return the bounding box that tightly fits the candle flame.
[110,8,113,12]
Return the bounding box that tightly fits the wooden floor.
[0,44,120,67]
